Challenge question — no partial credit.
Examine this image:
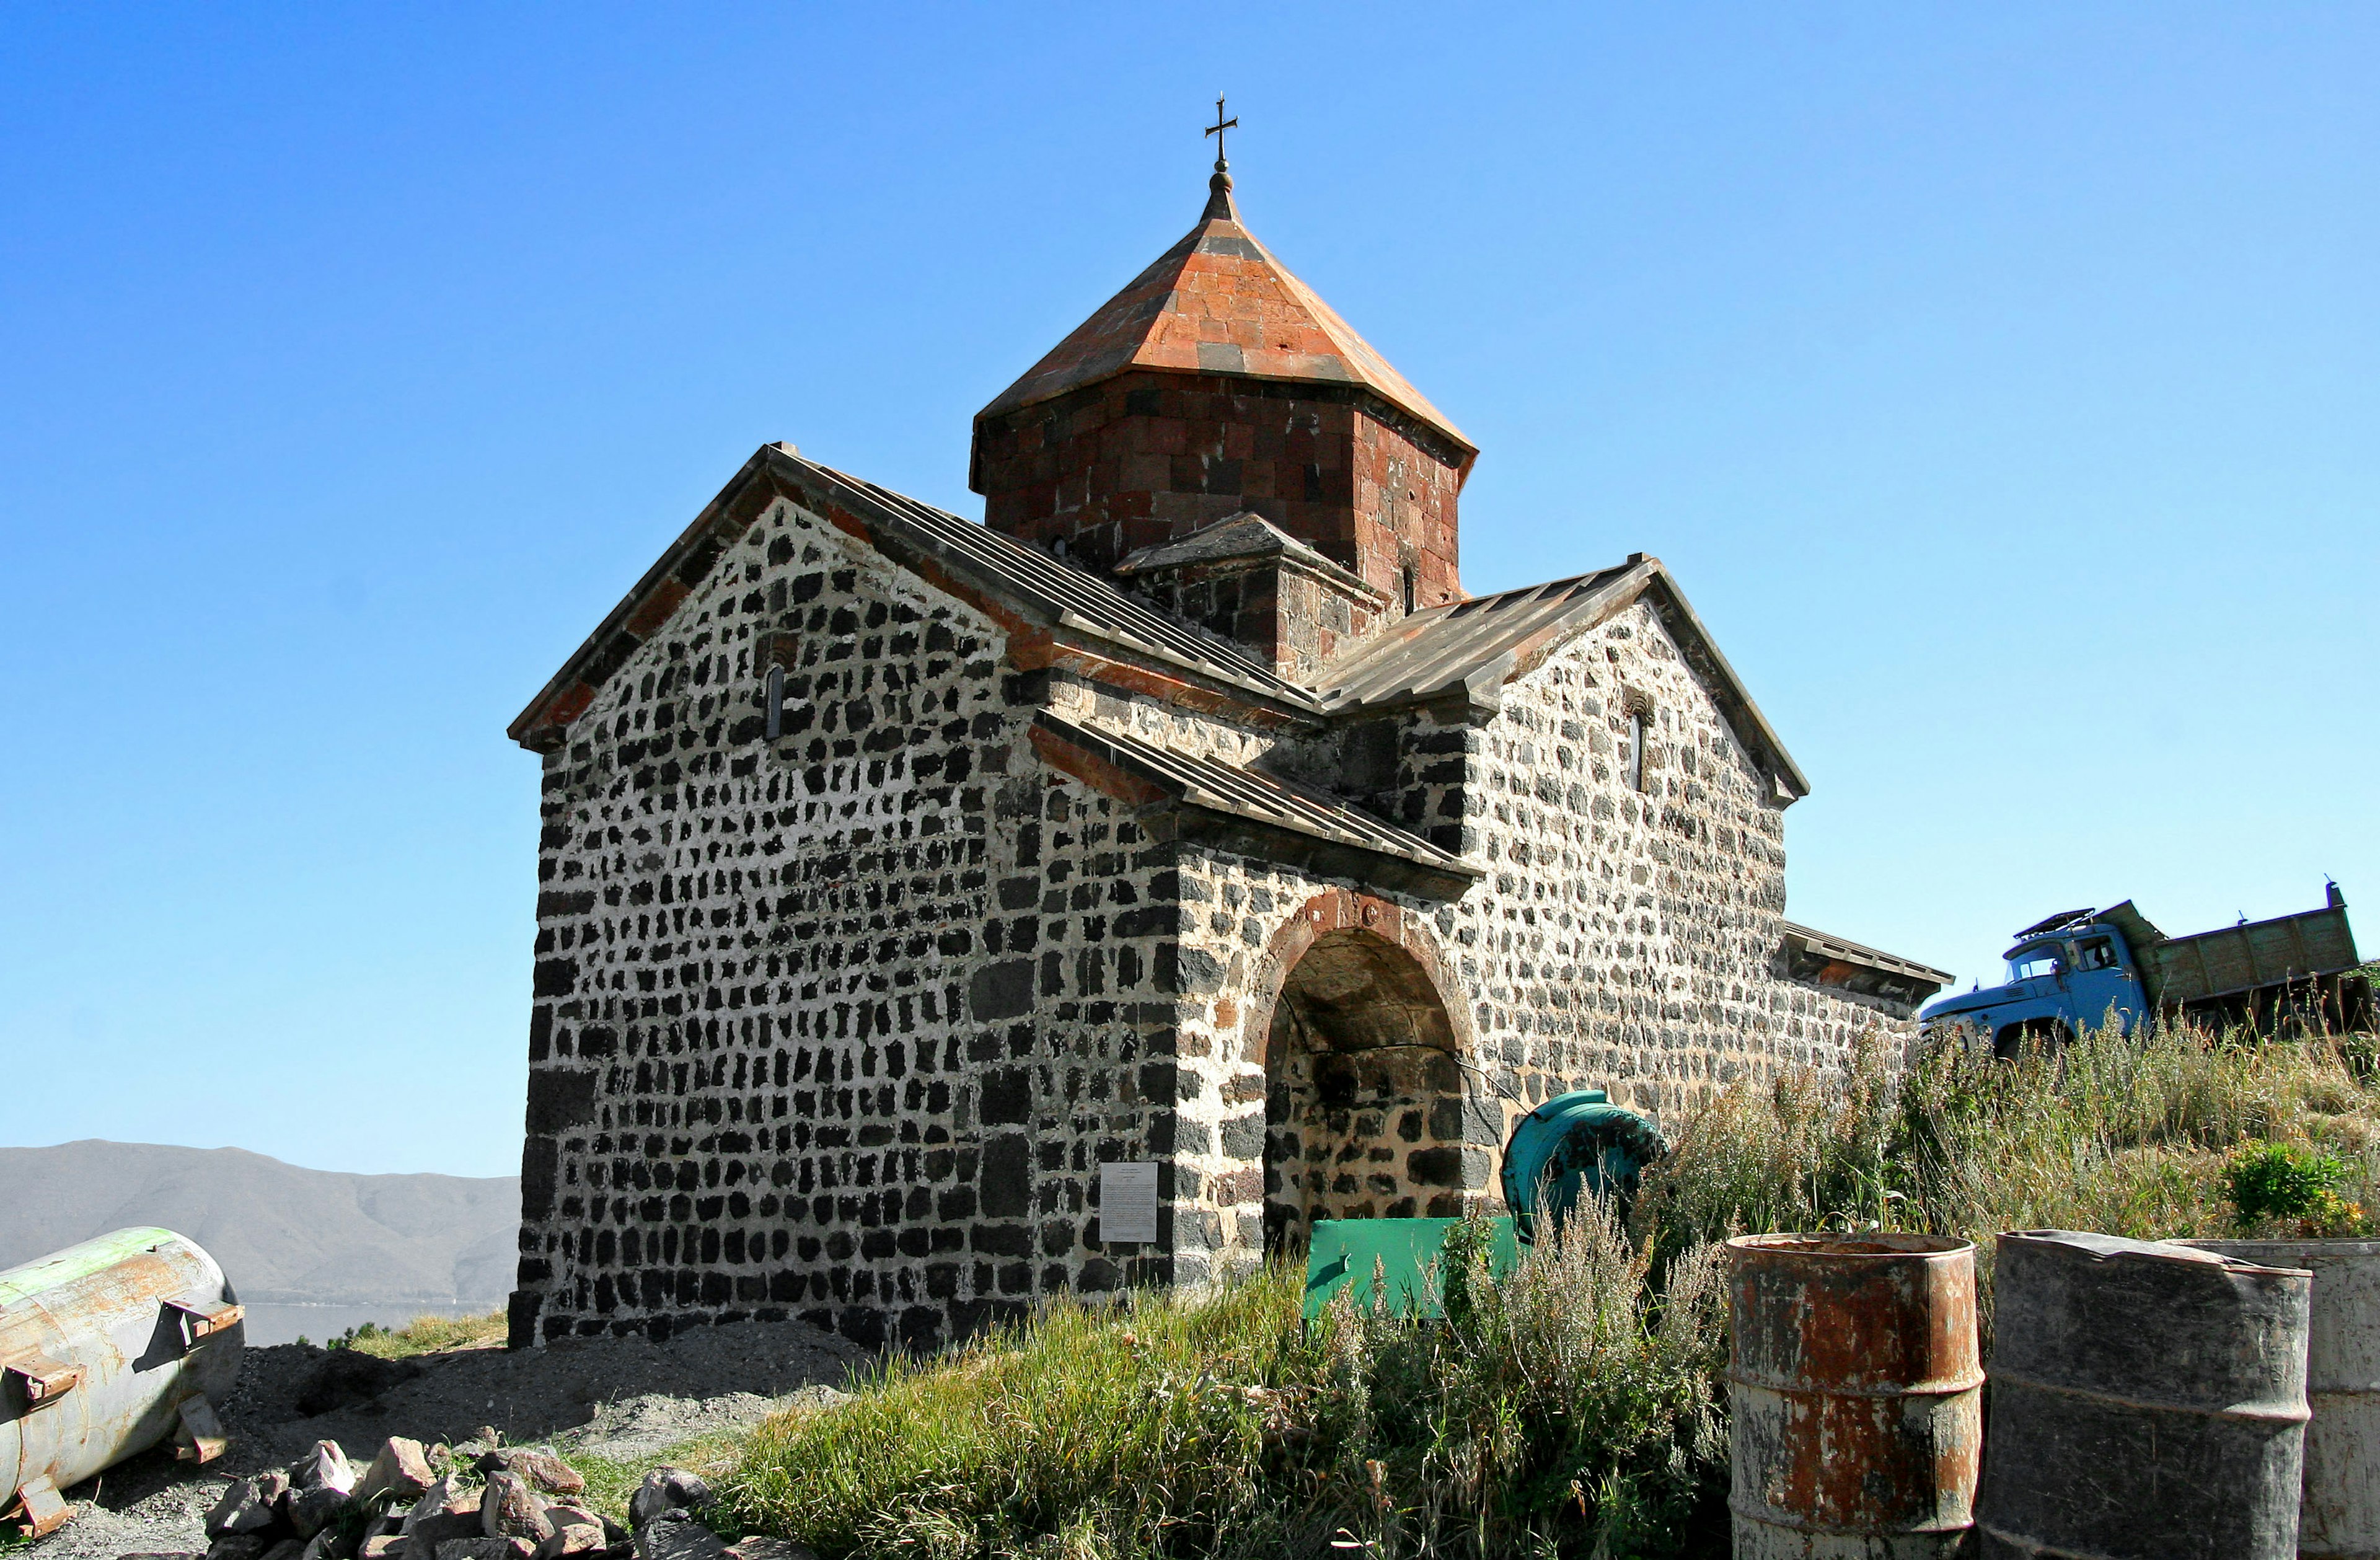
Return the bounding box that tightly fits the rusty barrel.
[1727,1233,1983,1558]
[1,1228,244,1528]
[2185,1240,2380,1559]
[1978,1230,2311,1560]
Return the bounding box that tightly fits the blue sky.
[4,5,2373,1177]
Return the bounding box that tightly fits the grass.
[717,1214,1730,1560]
[726,1267,1324,1559]
[1633,1020,2380,1346]
[568,1432,754,1531]
[573,1020,2380,1559]
[335,1308,509,1358]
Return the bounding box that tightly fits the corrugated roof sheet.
[1033,710,1476,883]
[1783,923,1953,985]
[1313,565,1641,710]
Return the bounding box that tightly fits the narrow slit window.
[1626,707,1648,793]
[1401,565,1417,614]
[764,663,787,740]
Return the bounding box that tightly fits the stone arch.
[1245,889,1480,1256]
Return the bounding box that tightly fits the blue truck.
[1919,885,2372,1055]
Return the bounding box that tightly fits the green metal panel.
[1302,1217,1520,1320]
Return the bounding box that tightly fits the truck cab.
[1919,909,2149,1055]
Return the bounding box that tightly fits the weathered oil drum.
[2185,1239,2380,1559]
[1978,1230,2312,1560]
[0,1228,244,1527]
[1726,1233,1983,1558]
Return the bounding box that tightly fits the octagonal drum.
[1727,1233,1983,1558]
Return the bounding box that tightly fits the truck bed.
[2127,899,2362,1007]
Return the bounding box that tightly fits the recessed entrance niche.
[1262,927,1469,1256]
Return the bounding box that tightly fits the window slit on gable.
[1623,692,1654,794]
[764,663,787,740]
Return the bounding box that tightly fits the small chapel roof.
[974,175,1473,459]
[1315,558,1812,800]
[1031,710,1479,900]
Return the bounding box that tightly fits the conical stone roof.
[977,179,1472,458]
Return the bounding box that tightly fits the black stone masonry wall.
[513,496,1196,1352]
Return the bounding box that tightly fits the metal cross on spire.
[1204,95,1238,172]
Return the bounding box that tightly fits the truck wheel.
[1994,1019,2071,1059]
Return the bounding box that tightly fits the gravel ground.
[27,1319,867,1560]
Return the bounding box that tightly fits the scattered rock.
[261,1539,309,1560]
[532,1522,606,1560]
[286,1487,351,1541]
[359,1539,405,1560]
[722,1541,817,1560]
[474,1450,583,1498]
[625,1470,709,1530]
[403,1505,484,1554]
[354,1440,435,1507]
[294,1355,426,1419]
[397,1476,482,1556]
[205,1478,280,1540]
[630,1514,723,1560]
[478,1474,552,1544]
[207,1536,272,1560]
[295,1442,356,1495]
[434,1541,532,1560]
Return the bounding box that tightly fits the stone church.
[501,152,1947,1351]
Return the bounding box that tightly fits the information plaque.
[1098,1160,1161,1244]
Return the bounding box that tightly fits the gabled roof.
[1312,555,1812,800]
[510,450,1809,803]
[508,444,1326,751]
[975,183,1472,460]
[1029,710,1479,901]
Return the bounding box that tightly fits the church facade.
[501,161,1947,1351]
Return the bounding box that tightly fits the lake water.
[238,1302,496,1347]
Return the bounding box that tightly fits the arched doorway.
[1263,926,1470,1256]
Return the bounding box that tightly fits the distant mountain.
[0,1141,518,1308]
